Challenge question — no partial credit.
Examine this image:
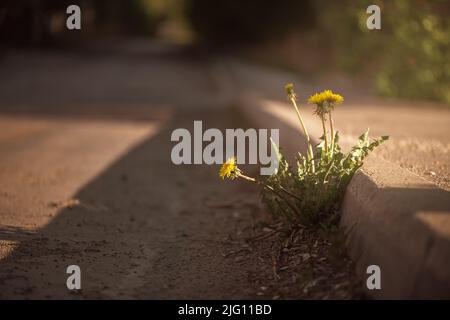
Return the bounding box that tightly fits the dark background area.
[0,0,449,103]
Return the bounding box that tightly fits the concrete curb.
[236,94,450,299]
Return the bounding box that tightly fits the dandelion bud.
[284,83,297,100]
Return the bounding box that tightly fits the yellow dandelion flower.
[308,90,344,105]
[219,157,240,180]
[308,90,344,115]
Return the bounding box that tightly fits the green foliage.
[374,0,450,103]
[262,129,388,227]
[218,86,388,229]
[315,0,450,104]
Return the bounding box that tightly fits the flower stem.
[266,186,300,217]
[320,115,329,155]
[270,184,302,201]
[329,112,335,156]
[237,172,300,201]
[290,98,315,173]
[237,173,256,183]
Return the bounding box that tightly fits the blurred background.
[1,0,449,103]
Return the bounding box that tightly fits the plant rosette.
[219,84,388,228]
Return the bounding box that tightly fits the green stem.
[329,112,335,157]
[320,115,329,156]
[237,173,257,183]
[238,173,301,201]
[237,172,300,215]
[263,184,300,217]
[290,98,315,173]
[278,185,302,201]
[323,158,334,184]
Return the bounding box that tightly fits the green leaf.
[270,137,282,164]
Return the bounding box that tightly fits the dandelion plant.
[220,84,388,228]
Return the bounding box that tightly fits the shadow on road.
[0,109,262,299]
